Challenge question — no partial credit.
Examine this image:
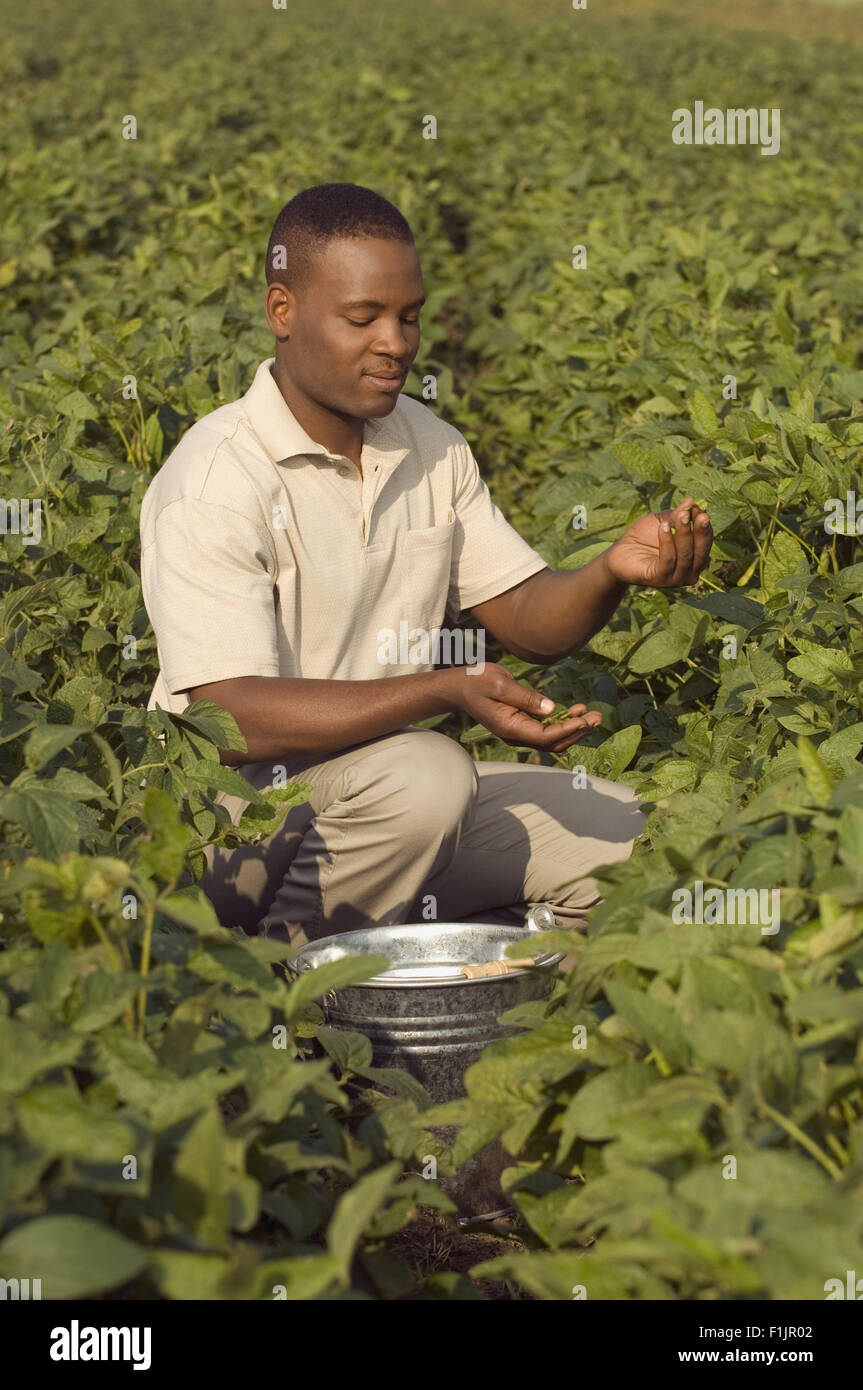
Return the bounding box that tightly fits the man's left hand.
[603,496,713,588]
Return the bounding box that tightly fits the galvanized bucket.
[292,907,564,1216]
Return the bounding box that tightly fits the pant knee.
[350,729,479,841]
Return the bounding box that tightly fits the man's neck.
[270,360,364,469]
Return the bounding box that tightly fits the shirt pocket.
[396,517,457,632]
[400,514,455,553]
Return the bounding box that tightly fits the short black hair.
[265,183,415,294]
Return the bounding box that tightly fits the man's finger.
[654,512,678,581]
[503,682,556,719]
[501,708,601,748]
[689,508,713,575]
[670,502,695,582]
[550,719,603,753]
[534,711,602,746]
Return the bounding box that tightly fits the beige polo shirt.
[139,356,549,715]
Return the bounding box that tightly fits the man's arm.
[188,671,457,765]
[188,664,605,768]
[188,666,586,766]
[471,559,628,664]
[469,498,713,663]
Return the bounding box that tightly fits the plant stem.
[85,729,124,807]
[121,761,168,779]
[136,900,156,1039]
[759,1101,842,1179]
[87,911,123,973]
[769,512,820,563]
[112,416,136,465]
[824,1131,850,1168]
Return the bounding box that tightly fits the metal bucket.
[292,907,564,1216]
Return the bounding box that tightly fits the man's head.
[264,183,424,421]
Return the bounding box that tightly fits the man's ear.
[265,281,295,340]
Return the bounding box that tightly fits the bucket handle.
[283,957,336,1011]
[526,904,557,932]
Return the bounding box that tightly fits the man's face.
[268,235,424,420]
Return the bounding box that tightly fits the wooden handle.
[460,959,535,979]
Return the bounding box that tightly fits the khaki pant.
[193,725,647,948]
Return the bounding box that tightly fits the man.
[139,183,712,947]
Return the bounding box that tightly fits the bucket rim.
[289,920,566,988]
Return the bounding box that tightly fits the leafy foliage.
[2,0,863,1298]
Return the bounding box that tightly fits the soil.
[391,1205,537,1300]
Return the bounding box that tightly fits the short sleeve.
[446,437,548,621]
[140,497,281,695]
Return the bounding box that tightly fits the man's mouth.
[363,370,405,392]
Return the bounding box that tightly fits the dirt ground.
[392,1205,537,1299]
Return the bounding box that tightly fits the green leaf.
[471,1248,663,1300]
[804,912,863,962]
[355,1065,432,1108]
[316,1025,373,1072]
[688,390,719,438]
[16,1083,137,1160]
[0,786,81,857]
[149,1250,234,1300]
[628,628,691,674]
[612,440,666,481]
[688,1010,797,1097]
[677,1149,827,1214]
[133,788,191,880]
[606,1112,709,1165]
[818,723,863,777]
[604,980,689,1068]
[24,723,89,771]
[0,1216,147,1298]
[180,759,276,806]
[81,626,114,652]
[578,725,642,779]
[763,531,807,593]
[0,1018,83,1093]
[159,890,228,936]
[187,943,281,997]
[797,737,835,806]
[30,942,77,1009]
[643,760,699,796]
[172,1107,229,1251]
[66,970,140,1032]
[174,701,248,753]
[284,955,390,1021]
[326,1162,400,1283]
[558,1062,654,1154]
[684,591,764,630]
[255,1254,342,1300]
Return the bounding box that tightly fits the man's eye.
[347,316,421,327]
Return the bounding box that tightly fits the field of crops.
[1,0,863,1304]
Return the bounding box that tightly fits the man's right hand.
[445,662,602,754]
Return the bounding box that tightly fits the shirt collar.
[241,356,409,476]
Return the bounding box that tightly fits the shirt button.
[337,465,350,477]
